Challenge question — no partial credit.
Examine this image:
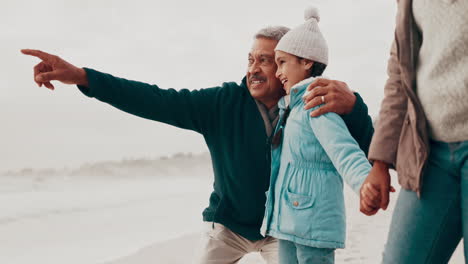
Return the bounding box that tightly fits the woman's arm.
[368,41,408,167]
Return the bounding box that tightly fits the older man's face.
[247,38,284,104]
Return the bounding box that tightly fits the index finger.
[307,78,330,90]
[21,49,54,62]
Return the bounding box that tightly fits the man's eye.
[248,58,254,65]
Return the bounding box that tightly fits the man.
[22,26,374,263]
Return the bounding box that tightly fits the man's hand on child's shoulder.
[303,78,356,117]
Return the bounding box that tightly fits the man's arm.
[78,68,218,133]
[21,49,218,134]
[340,93,374,156]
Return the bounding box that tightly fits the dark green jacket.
[78,68,374,241]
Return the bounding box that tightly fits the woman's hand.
[360,161,396,216]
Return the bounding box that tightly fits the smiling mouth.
[250,79,265,85]
[281,79,288,85]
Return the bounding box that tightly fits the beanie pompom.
[304,7,320,22]
[276,6,328,65]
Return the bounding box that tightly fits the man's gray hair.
[254,26,290,41]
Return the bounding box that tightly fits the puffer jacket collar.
[278,76,316,110]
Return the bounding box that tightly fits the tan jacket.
[368,0,430,195]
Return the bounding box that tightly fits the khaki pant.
[196,222,279,264]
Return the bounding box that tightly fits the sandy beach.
[0,154,464,264]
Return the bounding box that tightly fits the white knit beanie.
[275,7,328,65]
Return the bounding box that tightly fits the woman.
[363,0,468,262]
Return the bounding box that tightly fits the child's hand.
[360,182,382,213]
[359,161,396,216]
[360,183,396,215]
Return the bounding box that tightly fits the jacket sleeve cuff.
[341,92,364,122]
[76,68,99,98]
[368,144,396,169]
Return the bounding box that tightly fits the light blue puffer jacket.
[260,77,372,249]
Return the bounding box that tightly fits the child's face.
[275,50,313,94]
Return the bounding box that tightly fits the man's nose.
[249,62,260,75]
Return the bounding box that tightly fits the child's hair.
[310,61,327,77]
[296,56,327,77]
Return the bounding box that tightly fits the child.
[260,7,374,264]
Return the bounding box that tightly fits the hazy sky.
[1,0,397,171]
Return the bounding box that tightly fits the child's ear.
[302,59,314,71]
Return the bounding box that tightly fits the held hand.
[359,161,395,216]
[21,49,88,90]
[303,78,356,117]
[360,182,382,214]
